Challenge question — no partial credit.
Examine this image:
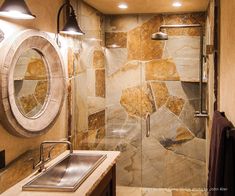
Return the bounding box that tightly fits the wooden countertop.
[2,150,120,196]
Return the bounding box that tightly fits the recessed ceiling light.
[118,3,128,9]
[172,2,182,7]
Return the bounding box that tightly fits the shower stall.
[76,11,208,193]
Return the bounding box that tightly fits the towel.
[208,111,234,196]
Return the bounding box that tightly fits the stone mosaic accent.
[164,13,206,36]
[34,81,48,105]
[151,82,169,108]
[145,59,180,81]
[105,32,127,48]
[24,58,47,80]
[88,110,105,130]
[139,16,164,60]
[127,27,141,60]
[18,94,38,114]
[120,84,156,118]
[93,50,105,68]
[68,47,83,76]
[166,96,185,116]
[95,69,105,97]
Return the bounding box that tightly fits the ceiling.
[83,0,209,14]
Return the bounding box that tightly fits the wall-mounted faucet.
[33,141,73,172]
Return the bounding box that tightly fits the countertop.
[1,150,120,196]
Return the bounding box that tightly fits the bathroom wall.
[219,0,235,124]
[0,0,102,193]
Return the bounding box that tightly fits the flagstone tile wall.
[104,12,207,189]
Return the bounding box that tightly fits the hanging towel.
[208,111,234,196]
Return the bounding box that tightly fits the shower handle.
[146,113,151,137]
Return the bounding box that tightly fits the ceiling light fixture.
[118,3,128,9]
[172,2,182,7]
[57,0,84,45]
[0,0,35,19]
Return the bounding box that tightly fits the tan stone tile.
[140,16,164,60]
[120,84,156,118]
[24,57,47,80]
[34,81,48,105]
[93,50,105,68]
[166,96,185,116]
[163,13,206,36]
[165,151,206,188]
[145,59,180,81]
[151,82,169,108]
[67,47,83,76]
[18,94,38,115]
[127,26,141,60]
[175,127,195,141]
[105,32,127,48]
[88,110,105,130]
[117,186,141,196]
[95,69,105,97]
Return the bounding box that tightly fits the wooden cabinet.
[90,164,116,196]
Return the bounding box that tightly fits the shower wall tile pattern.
[76,10,207,189]
[104,12,207,189]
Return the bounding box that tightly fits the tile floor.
[117,186,207,196]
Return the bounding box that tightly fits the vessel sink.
[22,153,107,192]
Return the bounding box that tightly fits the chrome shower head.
[151,31,168,40]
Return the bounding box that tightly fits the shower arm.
[159,24,208,118]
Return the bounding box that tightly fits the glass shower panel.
[140,13,207,190]
[105,29,143,187]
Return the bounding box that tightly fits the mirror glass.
[13,49,49,118]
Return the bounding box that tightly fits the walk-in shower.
[77,11,208,194]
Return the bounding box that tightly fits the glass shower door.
[140,13,207,191]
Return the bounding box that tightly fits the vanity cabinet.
[90,164,116,196]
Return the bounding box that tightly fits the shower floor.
[117,186,207,196]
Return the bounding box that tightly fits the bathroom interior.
[0,0,234,195]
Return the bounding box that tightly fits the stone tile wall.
[104,13,207,189]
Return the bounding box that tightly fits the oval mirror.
[13,49,49,118]
[0,30,65,138]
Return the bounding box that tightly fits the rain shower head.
[151,31,168,40]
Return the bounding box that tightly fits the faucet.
[34,140,73,172]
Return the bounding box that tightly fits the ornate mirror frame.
[0,30,65,138]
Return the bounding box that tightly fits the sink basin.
[22,153,107,192]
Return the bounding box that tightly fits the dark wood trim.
[90,164,116,196]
